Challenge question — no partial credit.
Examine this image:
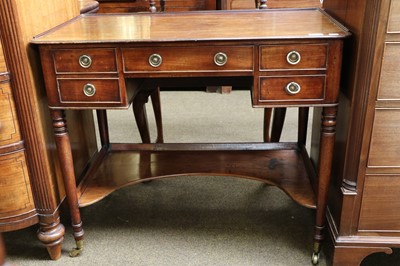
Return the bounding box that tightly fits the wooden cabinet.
[221,0,322,9]
[0,0,98,260]
[0,42,37,233]
[97,0,216,13]
[319,0,400,265]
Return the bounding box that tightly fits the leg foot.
[69,239,84,257]
[37,217,65,260]
[312,252,320,265]
[312,241,321,265]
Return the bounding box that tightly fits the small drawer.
[260,44,327,70]
[57,78,121,103]
[122,46,253,73]
[257,76,325,103]
[53,49,117,73]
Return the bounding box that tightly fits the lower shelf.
[77,142,317,209]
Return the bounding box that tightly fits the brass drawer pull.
[286,50,301,65]
[149,54,162,67]
[79,54,92,68]
[83,83,96,97]
[214,52,228,66]
[285,82,301,95]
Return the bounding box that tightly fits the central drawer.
[122,46,253,73]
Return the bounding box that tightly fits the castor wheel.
[311,252,319,265]
[69,240,83,257]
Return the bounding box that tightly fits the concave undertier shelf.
[77,142,317,209]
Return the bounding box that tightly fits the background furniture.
[0,0,98,260]
[221,0,321,9]
[79,0,100,13]
[315,0,400,265]
[97,0,216,13]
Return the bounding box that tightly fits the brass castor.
[311,252,319,265]
[69,240,83,257]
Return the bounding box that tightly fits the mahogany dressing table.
[32,9,349,264]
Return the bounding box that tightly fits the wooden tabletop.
[32,8,349,44]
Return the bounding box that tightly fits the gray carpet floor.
[3,90,399,265]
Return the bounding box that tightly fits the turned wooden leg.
[133,91,152,143]
[263,108,273,142]
[37,215,65,260]
[298,107,309,146]
[312,106,337,265]
[0,234,5,265]
[133,86,163,144]
[150,88,163,143]
[270,107,286,142]
[50,110,84,257]
[96,110,110,147]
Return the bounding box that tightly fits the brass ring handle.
[286,51,301,65]
[149,54,162,67]
[83,83,96,97]
[285,82,301,95]
[214,52,228,66]
[79,55,92,68]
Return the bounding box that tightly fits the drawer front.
[359,175,400,231]
[260,44,327,70]
[122,46,253,73]
[53,48,117,73]
[377,43,400,100]
[388,0,400,32]
[368,108,400,168]
[257,76,325,103]
[57,78,121,103]
[0,151,34,215]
